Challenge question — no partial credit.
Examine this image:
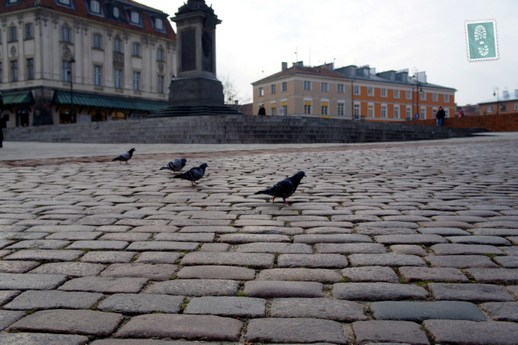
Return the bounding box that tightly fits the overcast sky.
[141,0,518,105]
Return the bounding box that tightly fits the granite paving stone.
[176,265,256,280]
[424,320,518,345]
[0,333,89,345]
[243,280,324,298]
[98,293,184,314]
[480,302,518,321]
[257,268,341,283]
[134,252,181,263]
[494,256,518,268]
[115,314,243,341]
[431,243,504,255]
[333,283,428,301]
[181,252,275,268]
[0,290,19,306]
[425,254,499,268]
[184,296,266,317]
[315,243,387,254]
[4,290,103,310]
[341,266,399,282]
[3,249,84,261]
[399,266,469,282]
[245,318,347,344]
[235,242,313,253]
[80,250,137,263]
[100,263,178,281]
[59,277,147,293]
[277,253,348,268]
[348,253,426,267]
[430,283,515,301]
[8,309,123,336]
[371,301,486,321]
[353,320,430,345]
[0,273,67,290]
[0,310,26,330]
[0,260,40,273]
[467,268,518,284]
[29,262,105,276]
[145,279,239,296]
[270,297,367,321]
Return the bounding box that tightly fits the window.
[354,85,360,95]
[337,102,345,116]
[281,105,288,115]
[7,0,21,4]
[89,0,101,14]
[303,100,312,114]
[381,104,387,118]
[10,60,18,82]
[154,18,164,31]
[487,105,493,113]
[432,92,438,102]
[24,23,34,40]
[114,37,122,53]
[394,104,400,119]
[57,0,72,6]
[271,84,276,94]
[354,103,360,119]
[420,91,426,101]
[282,82,288,92]
[158,75,165,93]
[62,25,72,43]
[394,89,400,99]
[514,103,518,111]
[133,71,141,91]
[420,106,426,118]
[26,58,34,80]
[8,26,17,42]
[381,88,387,97]
[304,80,311,91]
[367,87,374,96]
[406,90,412,99]
[130,11,141,25]
[93,33,103,49]
[368,103,374,117]
[63,60,73,82]
[114,69,123,89]
[321,82,329,92]
[444,94,450,102]
[270,107,276,116]
[406,105,412,119]
[258,87,264,97]
[94,65,103,86]
[132,42,141,57]
[337,83,345,93]
[157,47,165,62]
[321,105,328,115]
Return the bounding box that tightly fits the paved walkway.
[0,134,518,344]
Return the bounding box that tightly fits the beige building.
[252,62,456,121]
[0,0,176,127]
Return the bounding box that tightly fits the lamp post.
[68,58,75,122]
[493,88,499,115]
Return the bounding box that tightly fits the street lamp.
[493,88,499,115]
[68,58,76,122]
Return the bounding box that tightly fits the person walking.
[436,106,446,127]
[0,115,8,148]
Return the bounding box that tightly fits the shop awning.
[53,91,168,112]
[1,90,34,105]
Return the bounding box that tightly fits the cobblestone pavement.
[0,134,518,344]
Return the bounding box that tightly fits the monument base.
[149,76,242,117]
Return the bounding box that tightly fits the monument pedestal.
[169,76,224,106]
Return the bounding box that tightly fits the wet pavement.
[0,133,517,344]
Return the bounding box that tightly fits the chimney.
[502,90,510,100]
[281,62,288,71]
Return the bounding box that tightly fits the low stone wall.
[4,114,477,144]
[406,113,518,132]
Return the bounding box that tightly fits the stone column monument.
[152,0,241,116]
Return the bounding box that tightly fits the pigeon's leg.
[271,197,276,203]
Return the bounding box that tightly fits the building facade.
[478,89,518,116]
[252,62,456,121]
[0,0,176,127]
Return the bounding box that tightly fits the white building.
[0,0,176,127]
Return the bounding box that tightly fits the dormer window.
[154,18,164,32]
[112,6,120,18]
[89,0,101,15]
[130,11,141,25]
[6,0,21,5]
[57,0,73,7]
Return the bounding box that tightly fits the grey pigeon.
[173,163,208,186]
[160,158,187,172]
[254,171,306,204]
[112,148,135,164]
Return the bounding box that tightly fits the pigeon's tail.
[159,166,168,170]
[112,157,120,161]
[254,188,273,196]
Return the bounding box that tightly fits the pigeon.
[173,163,208,186]
[254,171,306,204]
[112,148,135,164]
[160,158,187,172]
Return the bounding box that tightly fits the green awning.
[53,90,168,112]
[1,90,34,105]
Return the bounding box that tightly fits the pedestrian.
[459,109,465,118]
[0,115,8,148]
[258,105,266,116]
[436,106,446,127]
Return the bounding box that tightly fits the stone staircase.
[4,114,478,144]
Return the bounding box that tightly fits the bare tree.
[220,75,251,105]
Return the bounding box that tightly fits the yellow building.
[252,62,456,121]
